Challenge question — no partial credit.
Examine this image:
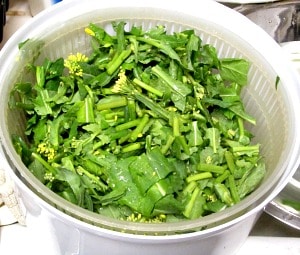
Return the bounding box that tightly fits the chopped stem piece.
[97,96,127,111]
[186,172,213,183]
[130,114,150,142]
[197,163,226,174]
[121,142,142,153]
[133,78,163,97]
[160,135,175,155]
[106,47,132,75]
[115,119,141,131]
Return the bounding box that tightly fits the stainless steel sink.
[235,0,300,43]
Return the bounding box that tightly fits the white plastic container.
[235,1,300,230]
[0,1,300,254]
[28,0,62,16]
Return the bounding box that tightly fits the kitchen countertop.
[0,0,32,49]
[0,0,299,254]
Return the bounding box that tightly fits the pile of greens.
[10,22,266,222]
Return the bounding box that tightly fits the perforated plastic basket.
[0,0,299,239]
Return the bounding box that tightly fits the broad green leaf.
[220,58,250,86]
[237,163,266,199]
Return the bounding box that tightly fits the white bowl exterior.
[2,151,259,255]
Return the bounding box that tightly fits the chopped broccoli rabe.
[10,22,266,222]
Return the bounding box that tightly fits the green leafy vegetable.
[10,22,266,223]
[281,199,300,211]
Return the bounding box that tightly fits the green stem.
[152,65,192,97]
[160,135,175,155]
[32,152,56,174]
[183,181,197,194]
[104,111,125,120]
[145,135,152,152]
[192,111,206,122]
[133,78,163,97]
[118,133,131,144]
[183,187,200,217]
[232,145,259,155]
[136,37,181,63]
[238,117,245,138]
[97,96,127,111]
[93,129,129,150]
[197,163,226,174]
[214,170,230,184]
[115,119,141,131]
[126,98,136,121]
[224,151,236,174]
[106,47,132,75]
[186,172,213,183]
[130,114,150,142]
[133,91,170,121]
[214,183,234,206]
[228,175,240,203]
[92,141,105,151]
[49,115,63,147]
[36,66,45,87]
[121,142,142,153]
[77,166,107,191]
[177,136,190,155]
[101,88,115,95]
[78,96,95,123]
[172,115,181,137]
